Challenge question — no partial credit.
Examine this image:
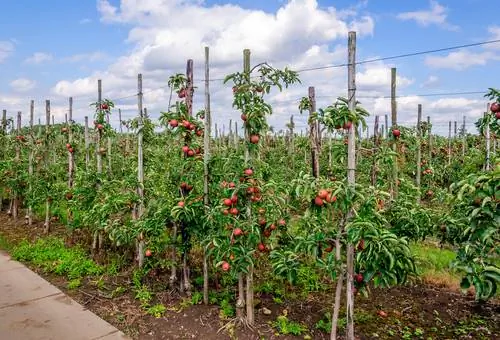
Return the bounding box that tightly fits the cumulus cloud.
[24,52,53,64]
[61,52,108,63]
[43,0,483,136]
[397,1,459,31]
[10,78,36,92]
[0,41,15,63]
[425,50,499,70]
[421,75,439,88]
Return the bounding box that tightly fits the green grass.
[411,242,461,289]
[11,237,104,279]
[0,234,11,251]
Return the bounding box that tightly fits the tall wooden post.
[416,104,422,204]
[391,68,398,199]
[27,100,34,225]
[137,74,145,267]
[44,100,51,233]
[345,31,357,340]
[308,86,319,178]
[202,46,211,305]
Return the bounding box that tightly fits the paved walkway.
[0,251,130,340]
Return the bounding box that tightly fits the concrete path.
[0,251,130,340]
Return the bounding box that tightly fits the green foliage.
[450,167,500,301]
[272,314,307,335]
[11,238,103,279]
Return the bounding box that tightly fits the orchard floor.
[0,213,498,340]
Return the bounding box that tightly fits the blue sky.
[1,0,499,134]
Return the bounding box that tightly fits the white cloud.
[397,1,459,31]
[425,50,499,70]
[24,52,53,64]
[61,52,108,63]
[0,41,15,63]
[10,78,36,92]
[421,75,439,88]
[44,0,484,136]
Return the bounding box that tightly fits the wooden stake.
[345,31,356,340]
[44,100,51,233]
[462,116,466,159]
[202,46,211,306]
[68,97,74,228]
[137,74,145,268]
[308,86,319,178]
[448,121,452,166]
[390,68,398,200]
[84,116,90,170]
[243,48,254,326]
[416,104,422,204]
[27,100,34,225]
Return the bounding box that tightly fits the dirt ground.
[0,213,498,340]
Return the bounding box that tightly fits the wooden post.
[97,80,103,174]
[308,86,319,178]
[84,116,90,170]
[186,60,194,117]
[67,97,74,227]
[416,104,422,204]
[243,48,254,326]
[485,104,491,171]
[391,68,398,200]
[462,116,466,159]
[44,100,51,233]
[384,114,388,139]
[345,31,357,340]
[27,100,34,225]
[118,108,123,133]
[448,121,452,166]
[202,46,211,305]
[427,116,432,164]
[12,111,21,218]
[1,109,6,212]
[454,121,457,139]
[137,74,145,268]
[371,116,379,186]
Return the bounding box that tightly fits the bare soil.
[0,213,498,340]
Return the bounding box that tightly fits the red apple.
[230,207,239,215]
[223,198,233,207]
[228,182,236,188]
[182,146,189,153]
[169,119,178,128]
[314,196,324,207]
[244,168,253,176]
[250,134,260,144]
[392,129,401,138]
[278,219,286,227]
[145,249,152,257]
[343,121,352,130]
[490,102,500,113]
[221,261,230,271]
[241,114,247,121]
[187,150,195,157]
[318,189,328,200]
[233,228,243,236]
[231,195,238,204]
[258,243,266,252]
[178,201,185,207]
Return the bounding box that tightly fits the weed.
[147,304,166,318]
[191,291,203,305]
[134,286,153,307]
[11,238,103,279]
[67,279,81,290]
[272,314,307,335]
